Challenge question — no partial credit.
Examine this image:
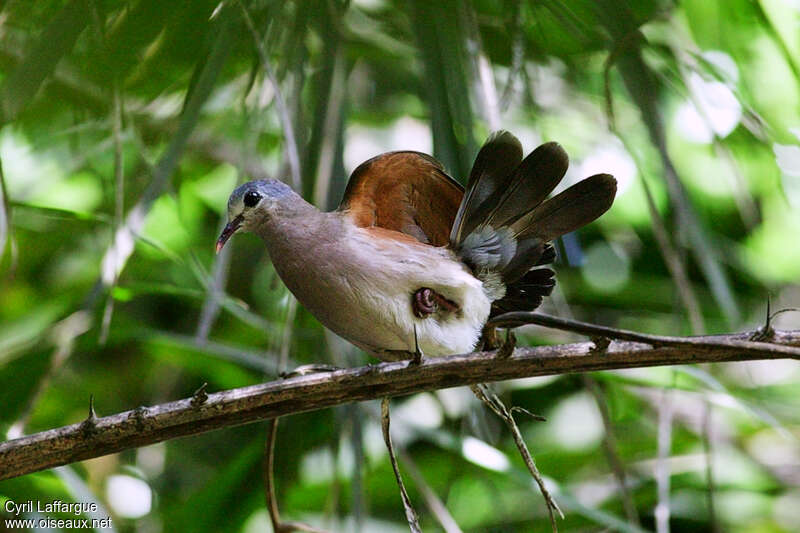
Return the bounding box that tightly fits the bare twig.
[263,418,329,533]
[613,89,709,530]
[770,307,800,324]
[261,261,315,531]
[258,274,323,533]
[700,387,718,531]
[599,10,740,324]
[486,312,800,359]
[639,168,701,530]
[470,384,562,532]
[493,308,777,530]
[1,325,799,480]
[397,447,463,533]
[381,398,422,533]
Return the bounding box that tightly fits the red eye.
[243,191,261,207]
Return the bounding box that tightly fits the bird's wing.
[338,151,463,247]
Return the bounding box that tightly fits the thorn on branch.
[750,326,774,342]
[750,298,775,342]
[80,395,98,437]
[191,383,209,407]
[752,302,800,342]
[87,394,97,419]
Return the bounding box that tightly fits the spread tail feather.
[450,131,616,313]
[491,267,556,317]
[450,130,523,245]
[510,173,617,243]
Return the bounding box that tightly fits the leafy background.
[1,0,800,532]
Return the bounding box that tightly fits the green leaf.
[408,0,476,180]
[596,0,741,325]
[0,0,91,123]
[98,7,235,289]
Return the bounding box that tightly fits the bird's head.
[215,179,294,253]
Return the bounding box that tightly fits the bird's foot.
[497,329,517,358]
[411,323,424,365]
[480,323,500,351]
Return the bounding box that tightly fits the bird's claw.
[479,323,500,351]
[497,329,517,358]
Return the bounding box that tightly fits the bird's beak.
[215,215,243,254]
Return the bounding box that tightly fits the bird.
[215,131,616,361]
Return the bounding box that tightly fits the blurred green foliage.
[1,0,799,532]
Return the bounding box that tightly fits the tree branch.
[1,324,799,481]
[470,384,562,531]
[381,398,422,533]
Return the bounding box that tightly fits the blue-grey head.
[215,179,294,253]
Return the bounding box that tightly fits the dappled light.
[1,1,799,532]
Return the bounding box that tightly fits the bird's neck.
[252,193,343,261]
[250,195,349,322]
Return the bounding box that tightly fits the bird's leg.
[480,323,500,350]
[497,328,517,358]
[411,324,424,365]
[480,324,516,357]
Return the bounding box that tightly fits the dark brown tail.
[449,131,617,314]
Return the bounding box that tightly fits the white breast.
[336,225,492,357]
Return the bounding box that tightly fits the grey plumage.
[457,226,517,272]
